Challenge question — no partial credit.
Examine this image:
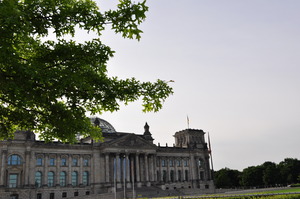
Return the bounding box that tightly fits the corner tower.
[174,129,208,149]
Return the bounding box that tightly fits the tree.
[261,161,280,187]
[240,166,264,188]
[278,158,300,185]
[214,168,241,188]
[0,0,173,143]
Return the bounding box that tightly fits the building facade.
[0,118,214,199]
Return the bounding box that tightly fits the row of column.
[104,153,157,184]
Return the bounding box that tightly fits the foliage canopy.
[0,0,173,142]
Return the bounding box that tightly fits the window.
[35,172,42,188]
[36,157,43,166]
[169,159,174,167]
[36,193,42,199]
[59,171,67,187]
[178,170,182,182]
[83,158,89,166]
[86,191,90,195]
[198,159,202,167]
[177,159,181,167]
[170,170,174,182]
[200,171,204,180]
[9,174,18,188]
[62,192,67,198]
[71,171,78,186]
[61,158,67,166]
[74,192,79,196]
[72,158,78,166]
[82,171,89,186]
[185,170,189,181]
[162,170,167,182]
[50,193,55,199]
[48,171,54,187]
[10,194,18,199]
[161,160,166,167]
[49,158,55,166]
[8,155,22,165]
[184,159,188,167]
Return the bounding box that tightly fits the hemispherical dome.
[90,117,116,133]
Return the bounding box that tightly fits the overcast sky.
[89,0,300,171]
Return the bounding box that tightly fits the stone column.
[167,157,170,182]
[189,155,195,186]
[116,153,120,182]
[79,155,83,185]
[149,155,153,182]
[153,155,157,182]
[56,155,60,186]
[130,155,135,183]
[126,154,130,183]
[145,154,149,182]
[135,154,140,182]
[105,153,110,183]
[174,158,178,182]
[159,157,162,181]
[43,155,48,186]
[181,158,184,181]
[68,155,72,186]
[24,150,30,186]
[0,150,7,186]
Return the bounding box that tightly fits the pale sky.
[88,0,300,171]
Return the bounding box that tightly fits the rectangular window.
[36,193,42,199]
[36,157,43,166]
[177,160,181,167]
[74,192,79,196]
[184,160,188,167]
[86,191,90,195]
[49,158,55,166]
[169,159,174,167]
[200,171,204,180]
[61,158,67,166]
[72,158,78,166]
[161,160,166,167]
[9,174,18,188]
[50,193,55,199]
[10,194,18,199]
[62,192,67,198]
[83,159,89,166]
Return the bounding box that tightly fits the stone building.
[0,118,214,199]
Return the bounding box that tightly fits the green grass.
[148,188,300,199]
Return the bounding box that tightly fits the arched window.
[35,172,42,188]
[185,170,189,181]
[162,170,167,182]
[8,155,22,165]
[47,172,54,187]
[71,171,78,186]
[82,171,89,186]
[59,171,66,187]
[178,170,182,182]
[170,170,174,182]
[161,160,166,167]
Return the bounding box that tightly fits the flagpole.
[187,115,190,129]
[208,132,214,180]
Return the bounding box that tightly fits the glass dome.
[90,117,116,133]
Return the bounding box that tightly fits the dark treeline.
[214,158,300,189]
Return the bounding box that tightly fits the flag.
[187,115,190,129]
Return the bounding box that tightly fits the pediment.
[103,134,156,149]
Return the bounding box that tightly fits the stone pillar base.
[126,182,131,188]
[146,182,151,187]
[137,182,142,188]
